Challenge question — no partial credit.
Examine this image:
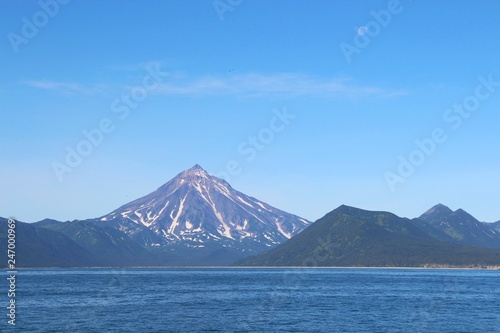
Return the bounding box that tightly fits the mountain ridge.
[237,205,500,267]
[2,165,500,267]
[415,203,500,249]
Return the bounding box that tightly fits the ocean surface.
[3,268,500,332]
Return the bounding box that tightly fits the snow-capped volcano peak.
[181,164,209,178]
[156,164,231,199]
[177,164,228,189]
[99,165,311,254]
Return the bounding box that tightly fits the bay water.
[3,268,500,332]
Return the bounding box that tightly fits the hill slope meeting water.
[236,205,500,268]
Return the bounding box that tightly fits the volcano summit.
[97,165,311,264]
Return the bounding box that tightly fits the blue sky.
[1,0,500,223]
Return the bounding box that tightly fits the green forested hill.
[236,205,500,267]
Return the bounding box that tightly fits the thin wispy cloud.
[155,73,407,99]
[21,80,107,96]
[22,72,406,100]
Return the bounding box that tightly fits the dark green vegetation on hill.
[236,205,500,267]
[38,219,158,266]
[0,217,102,267]
[2,204,500,268]
[0,218,251,267]
[414,204,500,249]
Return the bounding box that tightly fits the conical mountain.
[98,165,311,264]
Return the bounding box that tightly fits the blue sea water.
[2,268,500,332]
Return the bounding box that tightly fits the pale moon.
[357,26,368,36]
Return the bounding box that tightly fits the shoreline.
[4,265,500,270]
